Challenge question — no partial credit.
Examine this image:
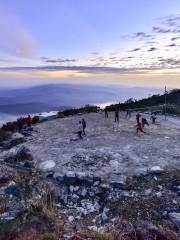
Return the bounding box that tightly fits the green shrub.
[57,112,64,118]
[0,129,11,141]
[32,116,40,124]
[42,233,57,240]
[95,233,109,240]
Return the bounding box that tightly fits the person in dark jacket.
[82,118,86,135]
[115,108,119,123]
[105,108,108,118]
[17,118,24,133]
[142,118,149,128]
[77,121,83,139]
[136,113,141,124]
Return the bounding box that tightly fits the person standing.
[82,118,86,135]
[115,108,119,123]
[126,110,131,119]
[17,118,23,133]
[151,112,157,124]
[105,108,108,118]
[136,113,141,124]
[77,121,83,139]
[26,115,32,127]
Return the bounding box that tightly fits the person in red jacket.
[136,122,146,134]
[26,115,32,127]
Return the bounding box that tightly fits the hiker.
[105,108,108,118]
[26,115,32,127]
[82,118,86,135]
[17,118,24,133]
[126,110,131,119]
[115,108,119,123]
[136,113,141,124]
[150,112,156,124]
[142,117,149,128]
[136,122,146,134]
[77,121,83,139]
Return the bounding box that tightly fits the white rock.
[156,191,162,197]
[69,185,74,193]
[40,160,56,170]
[11,132,24,140]
[81,188,87,197]
[68,215,75,223]
[149,166,163,173]
[74,186,79,192]
[144,189,152,196]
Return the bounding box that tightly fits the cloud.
[0,64,162,75]
[147,47,157,52]
[91,52,99,55]
[130,48,141,52]
[0,12,37,58]
[122,32,153,41]
[134,32,153,39]
[152,27,171,33]
[42,58,77,63]
[171,37,180,41]
[168,43,176,47]
[162,14,180,27]
[159,58,180,66]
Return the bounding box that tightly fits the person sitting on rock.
[82,118,86,135]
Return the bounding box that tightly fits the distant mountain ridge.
[0,84,162,114]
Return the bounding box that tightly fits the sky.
[0,0,180,89]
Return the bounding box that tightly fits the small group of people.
[76,118,86,139]
[18,115,33,135]
[105,108,131,122]
[135,113,148,134]
[105,108,120,123]
[136,111,157,134]
[104,107,158,135]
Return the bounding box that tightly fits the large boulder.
[1,133,25,149]
[5,145,33,163]
[148,166,164,174]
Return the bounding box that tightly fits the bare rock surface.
[19,112,180,182]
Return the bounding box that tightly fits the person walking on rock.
[82,118,86,135]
